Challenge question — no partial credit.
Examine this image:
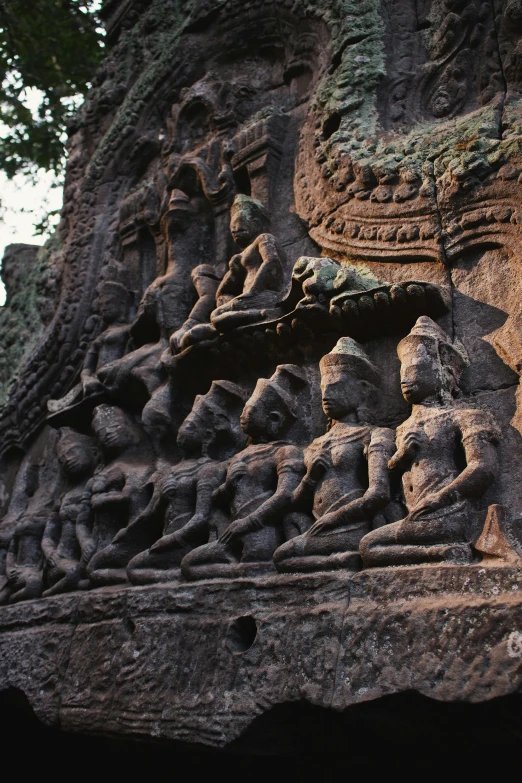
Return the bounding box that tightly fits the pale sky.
[0,2,103,305]
[0,90,64,305]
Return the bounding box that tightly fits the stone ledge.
[1,565,521,747]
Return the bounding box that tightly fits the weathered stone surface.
[2,565,522,745]
[2,0,522,749]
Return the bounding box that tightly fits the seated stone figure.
[360,317,500,567]
[181,365,309,580]
[274,338,395,573]
[124,381,247,584]
[97,190,197,397]
[169,264,222,353]
[210,194,289,333]
[41,428,99,597]
[48,280,132,414]
[76,405,154,586]
[1,435,63,604]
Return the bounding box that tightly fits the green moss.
[0,238,60,405]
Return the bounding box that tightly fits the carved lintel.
[231,114,290,207]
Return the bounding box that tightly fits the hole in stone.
[322,112,341,140]
[124,617,135,635]
[226,615,258,654]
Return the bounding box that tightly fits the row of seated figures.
[0,315,502,603]
[48,185,448,434]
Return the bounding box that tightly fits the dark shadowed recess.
[2,688,522,777]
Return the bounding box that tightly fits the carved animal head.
[319,338,380,424]
[397,316,469,404]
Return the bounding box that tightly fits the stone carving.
[0,434,62,604]
[126,381,247,584]
[181,365,310,580]
[97,189,201,398]
[210,195,289,334]
[77,405,154,586]
[41,429,99,596]
[48,278,133,415]
[360,317,500,567]
[2,0,522,752]
[274,338,395,573]
[280,256,449,338]
[169,264,221,353]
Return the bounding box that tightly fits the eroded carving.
[360,317,500,567]
[77,405,154,586]
[181,365,310,580]
[41,428,99,596]
[210,195,289,334]
[126,381,247,584]
[274,338,394,573]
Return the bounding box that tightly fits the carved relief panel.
[1,0,522,749]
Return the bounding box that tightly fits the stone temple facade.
[1,0,522,751]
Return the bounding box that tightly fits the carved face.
[99,285,127,324]
[57,439,95,478]
[320,363,361,421]
[399,337,442,404]
[240,385,288,440]
[176,400,209,452]
[92,406,135,452]
[230,207,263,249]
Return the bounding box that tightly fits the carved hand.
[307,455,330,483]
[149,532,185,553]
[82,377,103,397]
[389,431,422,470]
[219,518,252,544]
[307,513,337,537]
[407,491,448,521]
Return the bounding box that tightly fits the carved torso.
[226,441,303,520]
[397,406,499,515]
[94,324,130,370]
[159,457,213,534]
[305,424,392,520]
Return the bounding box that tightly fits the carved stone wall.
[1,0,522,749]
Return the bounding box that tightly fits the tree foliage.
[0,0,104,179]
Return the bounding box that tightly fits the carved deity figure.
[48,280,132,414]
[360,317,500,567]
[124,381,247,584]
[181,365,308,580]
[41,429,98,596]
[1,435,62,603]
[169,264,222,352]
[77,405,154,585]
[210,194,289,333]
[97,190,199,396]
[274,339,395,573]
[80,282,133,397]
